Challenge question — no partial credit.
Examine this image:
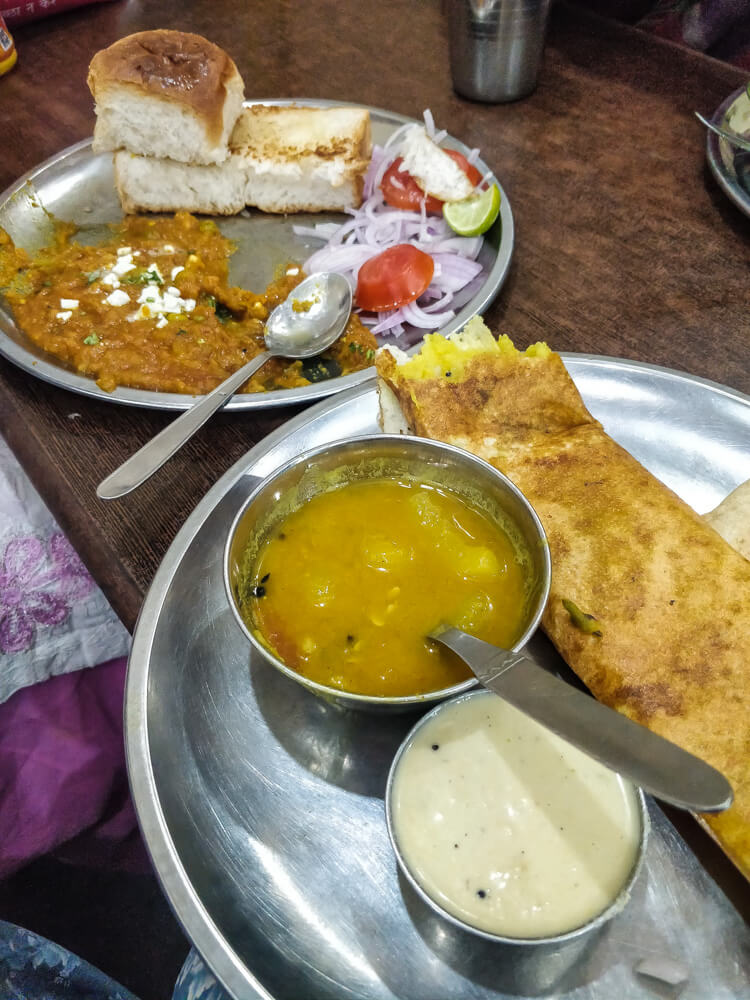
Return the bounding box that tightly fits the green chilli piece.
[562,598,603,636]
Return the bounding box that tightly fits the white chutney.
[390,690,643,939]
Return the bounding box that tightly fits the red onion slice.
[400,299,456,328]
[299,113,489,337]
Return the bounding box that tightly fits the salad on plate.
[294,111,501,342]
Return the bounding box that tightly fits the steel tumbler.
[447,0,552,103]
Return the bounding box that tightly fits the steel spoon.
[695,111,750,153]
[97,272,352,500]
[429,625,734,814]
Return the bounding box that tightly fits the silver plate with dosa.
[126,355,749,1000]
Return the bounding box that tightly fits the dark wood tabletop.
[1,0,749,917]
[2,0,748,633]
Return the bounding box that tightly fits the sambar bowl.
[224,434,551,712]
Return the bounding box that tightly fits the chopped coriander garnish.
[83,333,100,345]
[348,343,372,358]
[177,328,187,336]
[123,269,163,286]
[85,269,101,284]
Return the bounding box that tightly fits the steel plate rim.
[705,84,750,218]
[125,353,749,1000]
[0,100,514,411]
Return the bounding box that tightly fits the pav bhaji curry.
[0,211,375,394]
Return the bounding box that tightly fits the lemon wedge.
[443,184,501,237]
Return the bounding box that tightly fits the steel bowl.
[224,433,551,711]
[385,687,650,948]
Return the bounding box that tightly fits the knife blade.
[430,626,733,814]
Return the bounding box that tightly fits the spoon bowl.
[97,272,352,500]
[265,272,353,357]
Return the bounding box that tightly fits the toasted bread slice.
[113,105,373,215]
[88,30,245,165]
[236,105,372,213]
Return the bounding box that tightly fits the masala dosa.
[376,319,750,880]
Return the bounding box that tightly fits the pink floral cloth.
[0,433,129,702]
[1,534,91,654]
[0,433,140,876]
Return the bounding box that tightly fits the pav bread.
[88,30,245,165]
[113,104,373,215]
[239,104,372,213]
[113,150,246,215]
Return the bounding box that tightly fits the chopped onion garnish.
[299,113,489,343]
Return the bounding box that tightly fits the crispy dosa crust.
[377,347,750,880]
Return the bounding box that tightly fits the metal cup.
[447,0,552,103]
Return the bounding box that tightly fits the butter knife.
[430,626,734,814]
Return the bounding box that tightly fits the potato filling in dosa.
[376,318,750,880]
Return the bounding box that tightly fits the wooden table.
[1,0,749,912]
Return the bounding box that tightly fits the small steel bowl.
[385,687,650,946]
[224,434,551,712]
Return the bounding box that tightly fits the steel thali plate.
[0,100,513,411]
[126,356,750,1000]
[706,84,750,218]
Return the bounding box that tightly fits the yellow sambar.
[239,478,529,697]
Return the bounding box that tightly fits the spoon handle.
[695,111,750,153]
[431,626,734,814]
[97,352,272,500]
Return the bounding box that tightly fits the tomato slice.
[380,157,443,213]
[355,245,434,312]
[380,150,482,212]
[444,148,483,187]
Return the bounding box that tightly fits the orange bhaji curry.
[0,211,375,394]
